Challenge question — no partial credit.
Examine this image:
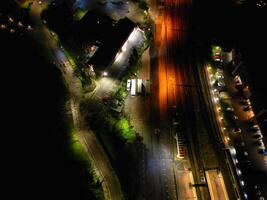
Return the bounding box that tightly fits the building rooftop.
[72,10,136,70]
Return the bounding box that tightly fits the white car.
[218,80,225,87]
[226,107,234,112]
[126,79,131,91]
[234,75,242,85]
[258,145,266,150]
[252,125,260,130]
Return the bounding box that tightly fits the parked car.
[255,140,264,146]
[234,75,242,85]
[240,100,250,106]
[244,106,252,112]
[247,118,256,125]
[233,127,242,134]
[258,149,267,155]
[217,80,226,87]
[258,145,265,150]
[253,134,263,140]
[251,125,260,131]
[226,107,234,112]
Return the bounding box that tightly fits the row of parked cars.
[249,123,267,155]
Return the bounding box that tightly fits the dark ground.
[0,18,98,200]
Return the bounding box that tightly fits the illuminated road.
[150,0,211,199]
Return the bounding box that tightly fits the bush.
[116,118,136,142]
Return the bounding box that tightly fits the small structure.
[72,10,136,71]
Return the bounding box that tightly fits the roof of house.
[72,10,135,69]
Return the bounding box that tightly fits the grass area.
[61,46,77,67]
[19,0,33,8]
[60,41,94,91]
[73,9,88,21]
[68,123,104,200]
[69,128,89,162]
[211,45,222,55]
[114,85,127,100]
[81,97,137,158]
[116,118,136,142]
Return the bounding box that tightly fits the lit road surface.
[93,77,118,99]
[150,0,212,198]
[28,1,123,199]
[205,170,229,200]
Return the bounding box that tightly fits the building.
[72,10,136,71]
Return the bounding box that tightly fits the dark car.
[233,127,242,134]
[258,149,267,155]
[111,1,123,5]
[247,118,256,126]
[253,134,262,139]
